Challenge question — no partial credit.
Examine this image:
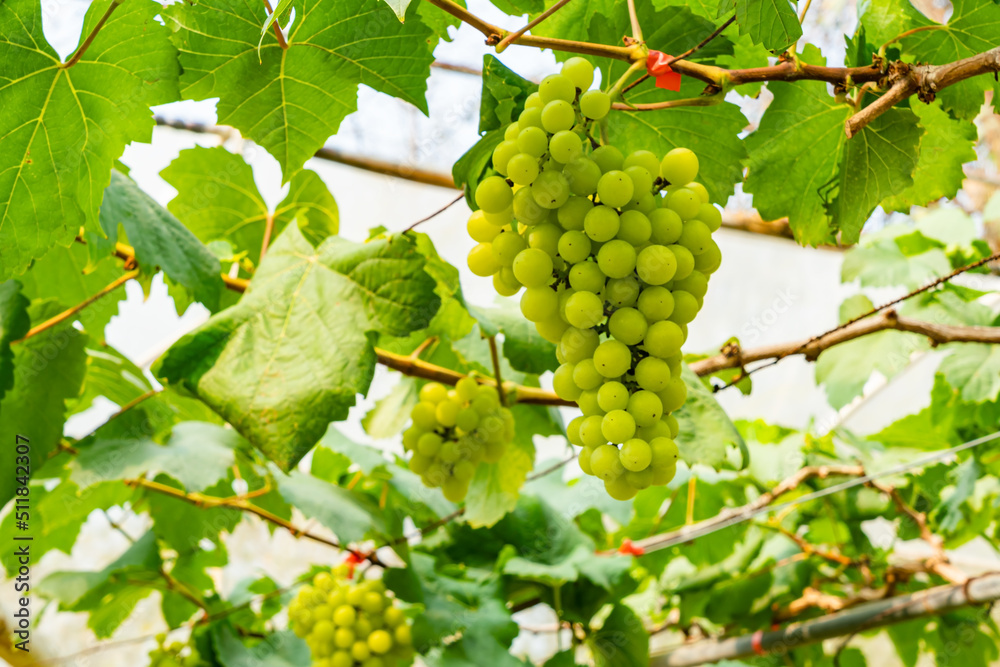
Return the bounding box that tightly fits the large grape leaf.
[275,470,386,543]
[161,146,338,265]
[71,344,153,415]
[155,225,440,470]
[590,604,649,667]
[0,281,30,403]
[857,0,930,47]
[0,302,87,507]
[815,329,925,409]
[939,344,1000,403]
[480,55,537,134]
[0,0,179,279]
[731,0,802,52]
[165,0,435,178]
[676,365,747,469]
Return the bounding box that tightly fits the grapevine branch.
[62,0,122,68]
[400,192,465,233]
[495,0,574,53]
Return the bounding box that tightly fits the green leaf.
[0,0,179,278]
[148,476,242,550]
[161,146,338,265]
[857,0,930,47]
[166,0,435,178]
[156,226,440,470]
[480,55,537,133]
[317,425,392,474]
[275,470,385,542]
[732,0,802,52]
[98,170,224,310]
[71,344,153,415]
[0,302,87,506]
[70,421,242,492]
[212,624,311,667]
[363,377,420,439]
[939,344,1000,403]
[815,330,925,409]
[0,281,30,403]
[841,242,951,289]
[836,109,922,244]
[474,307,559,375]
[381,0,413,21]
[676,365,747,469]
[589,604,649,667]
[880,101,978,212]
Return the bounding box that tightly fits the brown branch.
[775,585,889,621]
[401,192,465,233]
[487,334,508,407]
[62,0,121,68]
[496,0,574,52]
[259,213,276,259]
[12,269,138,344]
[763,523,856,567]
[260,0,288,49]
[431,61,482,76]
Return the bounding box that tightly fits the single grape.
[623,150,662,177]
[467,242,501,277]
[513,186,550,225]
[512,248,553,287]
[456,407,480,432]
[528,223,562,258]
[686,181,710,203]
[524,91,544,109]
[649,208,683,245]
[608,307,647,345]
[626,191,657,214]
[417,432,442,457]
[518,106,544,129]
[584,205,620,242]
[541,100,576,133]
[694,240,722,274]
[572,358,604,390]
[475,176,513,213]
[578,446,594,475]
[596,239,637,279]
[696,203,722,231]
[580,415,608,448]
[602,410,636,444]
[491,140,520,175]
[506,153,540,185]
[493,266,522,297]
[650,437,680,468]
[566,415,584,445]
[627,390,663,426]
[626,467,654,490]
[605,475,637,500]
[333,605,357,627]
[578,389,603,416]
[561,56,595,90]
[517,126,549,158]
[560,327,600,363]
[619,438,651,471]
[644,320,684,358]
[652,464,677,486]
[669,290,699,325]
[549,130,584,163]
[668,244,695,280]
[532,171,571,209]
[569,261,606,293]
[558,230,592,263]
[591,444,624,481]
[367,629,393,655]
[467,211,500,243]
[637,286,673,321]
[597,170,634,208]
[539,73,576,103]
[553,363,582,401]
[678,220,712,256]
[435,399,460,426]
[617,209,651,245]
[484,206,514,227]
[579,90,611,119]
[562,157,602,196]
[593,339,631,377]
[667,188,701,220]
[658,376,688,412]
[660,147,699,185]
[556,196,592,231]
[491,230,526,266]
[606,276,640,308]
[536,315,570,343]
[504,123,521,141]
[520,286,559,322]
[564,290,604,328]
[665,413,679,438]
[636,245,677,285]
[636,419,671,441]
[590,145,624,173]
[597,381,630,412]
[419,382,448,403]
[634,356,670,391]
[624,165,653,196]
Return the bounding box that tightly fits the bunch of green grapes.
[464,57,723,500]
[147,634,203,667]
[289,567,414,667]
[402,377,515,502]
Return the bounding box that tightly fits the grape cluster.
[465,58,723,500]
[289,568,414,667]
[147,635,203,667]
[402,377,515,502]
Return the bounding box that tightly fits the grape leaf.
[0,281,29,403]
[589,604,649,667]
[212,625,311,667]
[815,330,925,409]
[480,54,537,133]
[939,344,1000,403]
[99,170,224,311]
[275,469,386,542]
[71,344,153,415]
[381,0,413,20]
[732,0,802,52]
[363,377,419,439]
[155,225,440,470]
[147,476,241,554]
[161,146,339,265]
[473,306,559,374]
[676,365,747,469]
[165,0,435,179]
[880,101,978,212]
[0,0,178,279]
[0,302,87,506]
[841,242,951,288]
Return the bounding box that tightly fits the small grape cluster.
[465,58,723,500]
[147,634,203,667]
[402,377,515,502]
[289,567,414,667]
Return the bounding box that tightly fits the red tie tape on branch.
[647,50,683,92]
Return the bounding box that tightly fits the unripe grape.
[668,244,695,280]
[504,123,521,141]
[650,437,680,467]
[678,220,712,255]
[492,140,520,175]
[484,206,514,227]
[553,363,582,401]
[513,185,550,225]
[520,287,559,322]
[367,629,392,655]
[561,56,595,90]
[435,399,460,426]
[564,290,604,328]
[536,315,570,342]
[572,358,603,390]
[665,413,680,438]
[411,401,438,430]
[652,464,677,486]
[558,230,592,263]
[697,203,722,231]
[578,446,594,474]
[584,205,620,242]
[539,73,576,103]
[541,100,576,133]
[580,90,611,119]
[597,170,633,208]
[626,467,654,490]
[518,126,549,157]
[674,271,708,299]
[467,211,501,242]
[605,475,637,500]
[334,627,354,648]
[637,286,674,321]
[475,176,513,213]
[593,339,631,377]
[549,130,584,163]
[658,377,688,412]
[602,410,636,444]
[493,271,520,297]
[649,208,683,245]
[660,147,699,185]
[560,327,599,363]
[507,153,540,185]
[637,419,672,441]
[590,145,624,173]
[563,158,602,196]
[694,240,722,274]
[606,276,640,307]
[597,381,630,412]
[636,245,677,285]
[634,356,670,391]
[417,432,442,457]
[518,106,544,129]
[577,389,603,416]
[644,320,684,358]
[617,209,651,245]
[627,390,663,426]
[623,150,662,177]
[419,383,448,404]
[456,407,480,432]
[624,165,653,196]
[591,444,624,481]
[620,438,652,471]
[512,248,553,287]
[667,188,701,220]
[608,307,647,345]
[580,415,607,448]
[597,239,637,279]
[333,605,357,627]
[532,171,571,209]
[467,242,501,277]
[669,290,699,324]
[686,181,710,203]
[352,641,371,661]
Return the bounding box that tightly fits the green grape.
[584,205,620,242]
[506,153,540,185]
[456,407,480,432]
[665,413,680,438]
[491,230,526,266]
[563,157,602,196]
[578,390,603,416]
[504,122,521,141]
[456,379,479,403]
[627,390,663,426]
[475,176,513,213]
[678,220,712,255]
[590,145,624,173]
[564,290,604,328]
[520,286,559,322]
[649,208,683,245]
[524,91,544,109]
[624,165,653,196]
[493,270,521,297]
[652,464,677,486]
[619,438,651,471]
[467,211,500,243]
[409,452,431,474]
[368,629,392,654]
[579,90,611,119]
[331,652,353,667]
[539,73,576,103]
[660,147,699,185]
[541,100,576,133]
[597,170,633,208]
[693,240,722,274]
[602,409,636,444]
[491,140,520,175]
[513,186,550,225]
[352,641,372,661]
[572,358,603,390]
[626,191,657,213]
[636,419,671,441]
[536,316,569,343]
[528,223,562,257]
[637,286,674,321]
[626,468,654,490]
[634,356,670,391]
[593,339,631,377]
[597,381,630,412]
[556,287,577,321]
[561,56,595,90]
[549,130,583,163]
[517,126,549,158]
[553,363,582,401]
[580,415,607,448]
[569,262,605,292]
[608,307,647,345]
[532,171,571,209]
[334,627,355,648]
[419,383,448,403]
[674,271,708,299]
[411,401,438,430]
[467,242,501,277]
[667,188,701,220]
[417,432,442,457]
[591,444,624,481]
[484,206,514,227]
[606,276,640,308]
[560,327,600,363]
[636,245,677,285]
[617,209,651,245]
[578,446,594,474]
[664,352,683,378]
[605,475,637,500]
[644,320,684,358]
[566,415,585,445]
[512,248,553,287]
[333,605,357,627]
[518,106,544,129]
[623,150,662,177]
[435,399,460,426]
[558,230,592,263]
[670,290,699,324]
[697,203,722,231]
[650,436,679,468]
[658,377,688,412]
[394,625,413,646]
[597,239,637,279]
[686,181,709,203]
[557,195,593,230]
[668,244,695,280]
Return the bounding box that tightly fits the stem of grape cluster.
[607,60,647,98]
